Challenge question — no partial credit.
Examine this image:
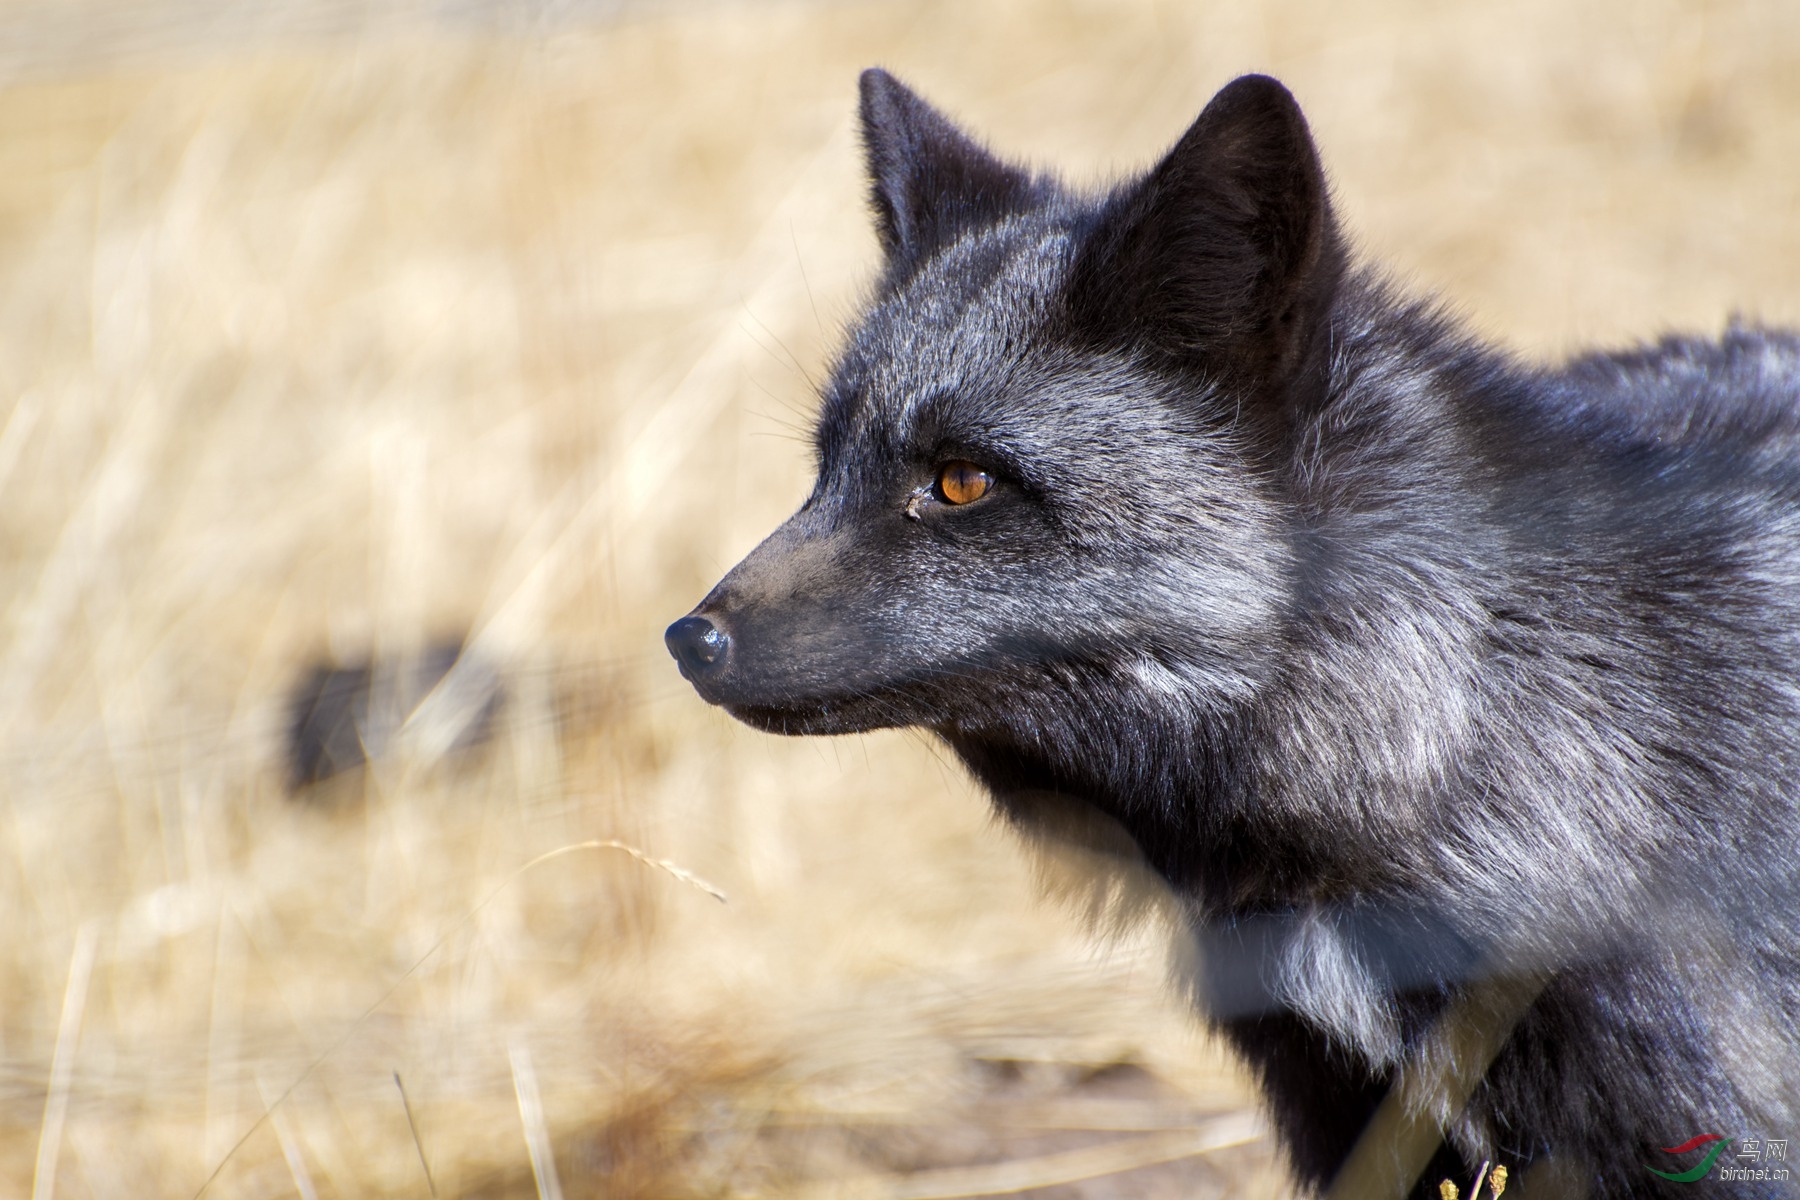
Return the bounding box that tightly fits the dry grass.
[0,1,1797,1196]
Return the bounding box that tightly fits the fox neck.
[938,690,1346,916]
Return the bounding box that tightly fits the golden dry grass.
[0,1,1797,1196]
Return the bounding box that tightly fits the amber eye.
[936,461,992,505]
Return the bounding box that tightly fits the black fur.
[669,70,1800,1198]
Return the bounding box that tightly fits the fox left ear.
[1065,75,1346,422]
[859,69,1043,278]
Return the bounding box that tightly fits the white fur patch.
[1128,657,1194,701]
[1275,909,1404,1066]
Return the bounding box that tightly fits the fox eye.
[935,461,992,505]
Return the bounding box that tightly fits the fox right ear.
[858,69,1041,275]
[1065,75,1346,424]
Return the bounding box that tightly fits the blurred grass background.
[0,1,1796,1196]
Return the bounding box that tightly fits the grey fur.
[668,70,1800,1198]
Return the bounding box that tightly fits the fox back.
[667,71,1800,1198]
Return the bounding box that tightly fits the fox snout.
[663,527,944,736]
[665,515,888,727]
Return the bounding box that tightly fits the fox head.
[668,70,1345,753]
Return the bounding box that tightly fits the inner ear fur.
[858,68,1045,278]
[1065,74,1346,423]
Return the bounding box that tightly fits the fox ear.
[859,69,1041,273]
[1066,75,1344,417]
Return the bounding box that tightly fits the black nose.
[665,615,730,678]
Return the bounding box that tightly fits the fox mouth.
[666,612,934,735]
[720,695,913,737]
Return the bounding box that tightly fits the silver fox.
[668,70,1800,1198]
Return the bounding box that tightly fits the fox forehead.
[816,217,1077,465]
